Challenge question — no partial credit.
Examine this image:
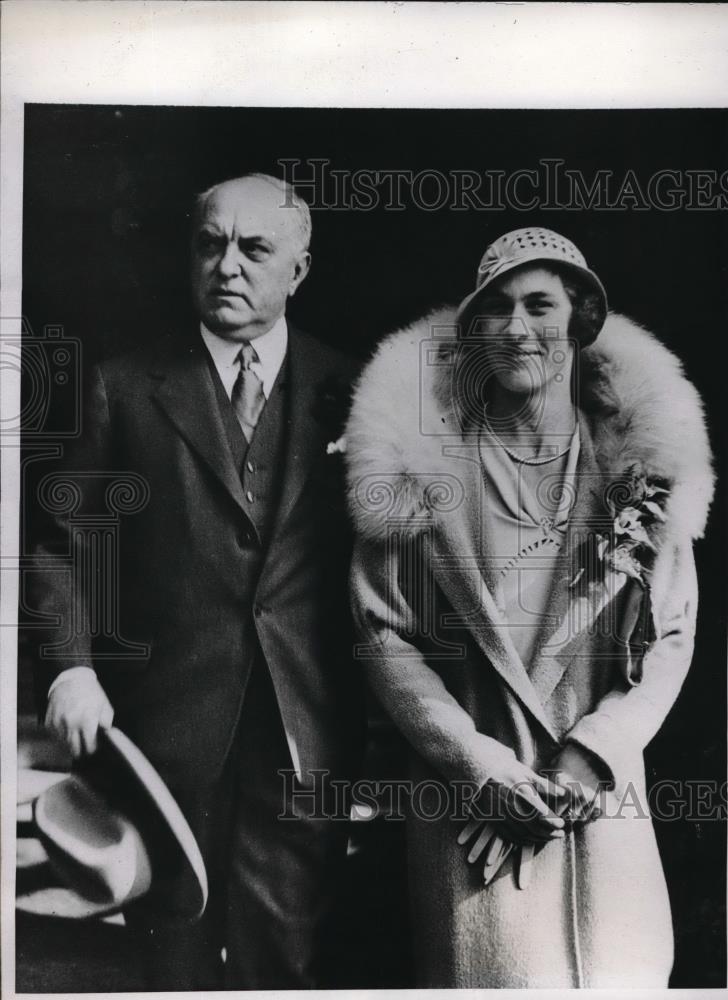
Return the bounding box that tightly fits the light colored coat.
[346,309,713,988]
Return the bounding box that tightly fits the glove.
[457,748,567,886]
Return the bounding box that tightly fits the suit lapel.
[428,440,559,741]
[268,329,326,540]
[149,335,249,516]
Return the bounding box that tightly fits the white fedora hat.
[33,727,208,920]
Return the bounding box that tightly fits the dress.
[479,421,579,665]
[346,308,713,987]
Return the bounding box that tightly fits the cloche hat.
[456,227,608,345]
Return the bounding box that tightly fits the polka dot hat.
[456,227,607,343]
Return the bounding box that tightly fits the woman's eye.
[527,301,553,316]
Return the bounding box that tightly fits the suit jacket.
[30,323,364,791]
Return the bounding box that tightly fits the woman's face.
[474,265,574,396]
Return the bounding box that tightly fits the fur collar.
[345,308,713,542]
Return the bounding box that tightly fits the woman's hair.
[548,263,604,346]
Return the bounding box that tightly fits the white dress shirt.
[200,315,288,400]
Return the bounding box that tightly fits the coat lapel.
[149,335,249,516]
[527,414,629,707]
[428,440,559,742]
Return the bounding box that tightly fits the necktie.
[231,342,265,443]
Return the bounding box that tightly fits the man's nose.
[216,241,244,279]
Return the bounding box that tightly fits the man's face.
[473,266,574,396]
[190,178,310,341]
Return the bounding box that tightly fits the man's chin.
[203,308,254,340]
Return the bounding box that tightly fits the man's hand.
[546,743,605,826]
[44,671,114,758]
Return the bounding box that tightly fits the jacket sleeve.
[565,536,698,796]
[350,534,519,788]
[27,363,112,705]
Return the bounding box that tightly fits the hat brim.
[90,728,208,920]
[455,255,607,346]
[33,776,154,911]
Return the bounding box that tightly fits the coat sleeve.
[565,536,698,796]
[350,534,519,788]
[27,363,112,705]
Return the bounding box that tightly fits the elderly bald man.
[33,174,364,988]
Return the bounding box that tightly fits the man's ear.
[289,252,311,296]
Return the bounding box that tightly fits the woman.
[346,228,713,987]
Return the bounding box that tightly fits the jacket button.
[245,490,254,502]
[246,460,255,473]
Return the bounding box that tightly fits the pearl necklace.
[483,417,571,466]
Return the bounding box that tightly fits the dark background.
[20,105,727,988]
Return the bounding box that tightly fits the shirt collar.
[200,315,288,398]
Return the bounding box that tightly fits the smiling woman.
[345,227,714,988]
[463,267,577,437]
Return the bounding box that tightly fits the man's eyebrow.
[523,290,556,300]
[196,227,273,246]
[237,234,273,246]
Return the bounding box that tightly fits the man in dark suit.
[32,173,363,989]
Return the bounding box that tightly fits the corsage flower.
[571,473,668,588]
